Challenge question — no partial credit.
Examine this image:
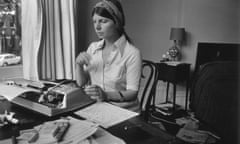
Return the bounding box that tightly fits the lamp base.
[167,45,180,61]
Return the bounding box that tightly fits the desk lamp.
[168,27,185,61]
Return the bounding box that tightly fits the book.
[155,102,181,116]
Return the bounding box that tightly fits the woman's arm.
[75,64,89,87]
[84,85,138,102]
[105,90,138,102]
[75,52,92,87]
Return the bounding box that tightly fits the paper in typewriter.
[0,83,40,101]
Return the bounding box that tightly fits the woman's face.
[92,14,118,40]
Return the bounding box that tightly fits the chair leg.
[173,83,176,111]
[166,82,169,103]
[185,80,189,111]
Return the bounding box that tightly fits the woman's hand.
[76,52,92,66]
[84,85,107,102]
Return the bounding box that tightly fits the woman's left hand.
[84,85,106,102]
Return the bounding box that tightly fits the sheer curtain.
[22,0,77,81]
[22,0,42,80]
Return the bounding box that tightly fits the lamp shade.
[170,28,185,41]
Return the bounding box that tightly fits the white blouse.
[85,35,142,111]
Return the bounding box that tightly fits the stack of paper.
[59,118,98,144]
[58,118,126,144]
[15,117,98,144]
[74,102,139,128]
[15,117,125,144]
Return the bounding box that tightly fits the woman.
[75,0,142,112]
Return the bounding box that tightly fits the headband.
[94,0,124,27]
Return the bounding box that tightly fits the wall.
[182,0,240,68]
[124,0,239,68]
[123,0,180,63]
[82,0,240,70]
[77,0,100,52]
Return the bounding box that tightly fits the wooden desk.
[0,100,181,144]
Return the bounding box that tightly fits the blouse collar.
[93,35,127,57]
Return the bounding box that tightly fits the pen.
[11,136,17,144]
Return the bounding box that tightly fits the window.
[0,0,22,80]
[0,0,21,66]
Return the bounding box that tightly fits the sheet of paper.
[32,117,99,144]
[0,83,39,101]
[74,102,139,128]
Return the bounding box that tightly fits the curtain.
[22,0,77,81]
[22,0,42,80]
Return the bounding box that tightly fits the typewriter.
[0,79,95,117]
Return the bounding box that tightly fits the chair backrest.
[139,60,159,120]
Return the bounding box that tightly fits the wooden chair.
[140,60,182,135]
[139,60,159,121]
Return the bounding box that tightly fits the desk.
[0,99,69,140]
[157,62,190,111]
[0,100,181,144]
[107,115,180,144]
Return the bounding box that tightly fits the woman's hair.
[91,7,115,23]
[92,0,132,43]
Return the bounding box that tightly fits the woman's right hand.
[76,52,92,66]
[84,85,107,102]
